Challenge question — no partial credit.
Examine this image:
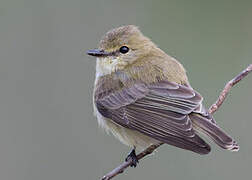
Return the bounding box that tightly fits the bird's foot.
[125,149,138,167]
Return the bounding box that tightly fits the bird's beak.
[86,49,109,57]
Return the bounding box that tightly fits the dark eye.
[119,46,129,54]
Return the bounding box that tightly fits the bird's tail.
[190,113,239,152]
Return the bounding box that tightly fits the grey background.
[0,0,252,180]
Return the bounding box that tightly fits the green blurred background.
[0,0,251,180]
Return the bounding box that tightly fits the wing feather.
[95,80,211,154]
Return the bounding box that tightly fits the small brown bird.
[87,25,239,167]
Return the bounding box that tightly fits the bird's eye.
[119,46,129,54]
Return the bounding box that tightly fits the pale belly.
[95,108,160,151]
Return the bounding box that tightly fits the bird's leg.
[125,148,138,167]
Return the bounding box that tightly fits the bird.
[86,25,239,167]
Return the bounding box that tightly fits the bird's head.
[87,25,160,76]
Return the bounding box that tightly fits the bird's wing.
[95,80,211,154]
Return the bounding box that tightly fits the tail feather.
[190,113,239,152]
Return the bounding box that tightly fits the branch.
[209,64,252,114]
[101,64,252,180]
[101,143,163,180]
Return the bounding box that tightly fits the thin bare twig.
[101,64,252,180]
[101,143,163,180]
[209,64,252,114]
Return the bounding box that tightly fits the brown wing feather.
[95,80,211,154]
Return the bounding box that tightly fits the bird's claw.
[125,149,139,167]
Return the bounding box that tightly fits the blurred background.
[0,0,252,180]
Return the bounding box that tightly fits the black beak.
[86,49,109,57]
